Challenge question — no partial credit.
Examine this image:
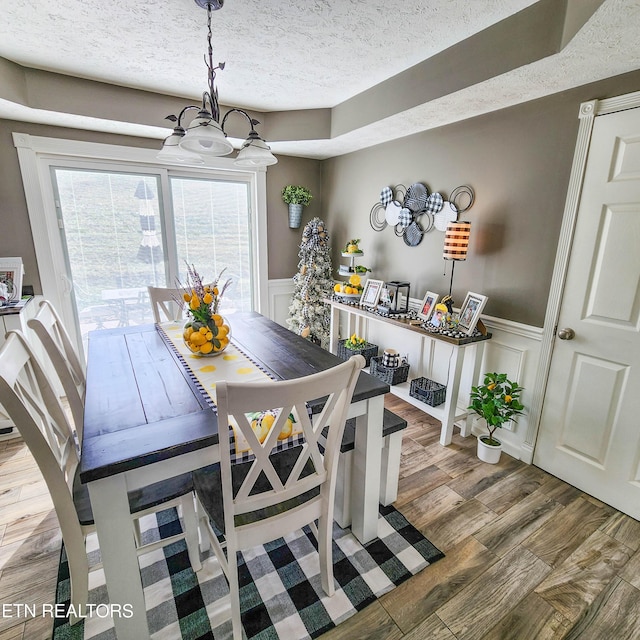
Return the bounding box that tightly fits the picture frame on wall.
[0,257,24,303]
[458,291,488,335]
[360,279,384,308]
[418,291,439,321]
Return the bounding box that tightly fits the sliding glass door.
[50,165,253,353]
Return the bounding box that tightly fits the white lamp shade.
[234,136,278,167]
[157,131,205,164]
[180,116,234,156]
[443,220,471,260]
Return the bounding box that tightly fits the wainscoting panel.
[267,278,295,327]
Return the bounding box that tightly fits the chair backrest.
[27,300,86,440]
[0,331,88,576]
[147,286,185,323]
[216,354,364,547]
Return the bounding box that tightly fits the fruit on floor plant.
[468,372,525,445]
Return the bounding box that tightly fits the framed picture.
[360,279,384,308]
[418,291,439,321]
[0,257,23,302]
[458,291,488,335]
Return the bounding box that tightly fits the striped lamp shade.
[443,221,471,261]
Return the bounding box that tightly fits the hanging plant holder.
[288,203,304,229]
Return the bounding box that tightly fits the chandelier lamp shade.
[157,0,277,167]
[443,220,471,296]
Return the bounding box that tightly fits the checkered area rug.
[52,505,443,640]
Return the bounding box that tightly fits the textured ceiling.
[1,0,639,159]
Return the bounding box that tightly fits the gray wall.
[0,119,320,290]
[2,68,640,324]
[323,69,640,327]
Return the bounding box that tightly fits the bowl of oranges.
[334,273,364,299]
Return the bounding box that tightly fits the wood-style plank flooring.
[1,395,639,639]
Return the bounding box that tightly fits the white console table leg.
[440,346,465,446]
[329,304,340,354]
[461,342,486,437]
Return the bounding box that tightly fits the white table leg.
[440,346,465,446]
[379,431,402,506]
[88,474,150,640]
[350,395,384,544]
[461,342,486,437]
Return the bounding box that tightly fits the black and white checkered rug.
[52,505,443,640]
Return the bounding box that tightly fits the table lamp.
[443,220,470,296]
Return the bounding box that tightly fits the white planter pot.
[477,435,502,464]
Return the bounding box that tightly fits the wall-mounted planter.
[288,203,304,229]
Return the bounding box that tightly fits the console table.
[326,298,491,445]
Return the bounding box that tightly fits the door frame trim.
[525,89,640,463]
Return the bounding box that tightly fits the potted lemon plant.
[468,372,524,463]
[282,185,313,229]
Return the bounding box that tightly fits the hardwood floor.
[1,396,639,639]
[321,396,640,640]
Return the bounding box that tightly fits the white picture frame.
[418,291,439,321]
[360,279,384,308]
[458,291,488,335]
[0,257,24,302]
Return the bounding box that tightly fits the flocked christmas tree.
[287,217,333,348]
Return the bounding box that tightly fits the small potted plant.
[343,238,363,254]
[282,185,313,229]
[468,372,525,463]
[337,332,378,367]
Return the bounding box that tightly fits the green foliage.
[344,333,367,350]
[468,372,525,445]
[281,185,313,206]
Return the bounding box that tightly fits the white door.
[534,105,640,519]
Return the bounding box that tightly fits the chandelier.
[157,0,277,167]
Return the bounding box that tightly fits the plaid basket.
[337,340,378,367]
[370,356,409,385]
[409,377,446,407]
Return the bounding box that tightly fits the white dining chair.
[193,354,364,640]
[27,300,86,440]
[0,330,202,624]
[147,285,186,323]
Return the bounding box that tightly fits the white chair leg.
[67,536,90,625]
[195,494,211,552]
[227,543,244,640]
[132,517,143,547]
[180,494,202,572]
[334,451,352,528]
[318,514,335,597]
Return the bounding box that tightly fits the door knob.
[557,328,575,340]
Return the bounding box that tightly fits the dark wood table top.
[80,312,388,484]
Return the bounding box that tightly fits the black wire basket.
[369,357,409,385]
[337,340,379,367]
[409,377,447,406]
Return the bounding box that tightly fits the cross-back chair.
[147,285,186,323]
[193,354,364,640]
[27,299,86,440]
[0,331,201,624]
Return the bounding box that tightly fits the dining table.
[79,312,389,640]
